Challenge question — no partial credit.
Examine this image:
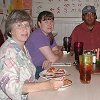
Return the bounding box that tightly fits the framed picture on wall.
[23,0,32,15]
[12,0,32,15]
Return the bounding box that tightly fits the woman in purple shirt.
[26,11,63,79]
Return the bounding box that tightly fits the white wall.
[54,18,82,45]
[32,0,100,45]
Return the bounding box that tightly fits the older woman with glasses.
[0,10,63,100]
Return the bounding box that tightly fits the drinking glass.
[63,37,71,53]
[79,53,93,84]
[74,42,84,63]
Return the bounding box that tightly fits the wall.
[54,19,81,45]
[32,0,100,45]
[32,0,100,18]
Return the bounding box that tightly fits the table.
[28,53,100,100]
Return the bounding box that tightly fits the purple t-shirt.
[26,28,57,67]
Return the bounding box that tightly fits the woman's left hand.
[53,50,63,57]
[49,77,64,90]
[42,60,52,69]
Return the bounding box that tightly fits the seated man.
[70,5,100,51]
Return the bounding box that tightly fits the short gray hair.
[5,10,33,37]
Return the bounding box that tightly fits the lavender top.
[26,28,57,67]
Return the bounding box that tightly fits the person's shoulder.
[72,22,83,32]
[94,21,100,28]
[0,40,17,58]
[27,28,40,41]
[30,28,43,37]
[96,21,100,25]
[75,22,83,28]
[26,28,44,44]
[32,28,42,33]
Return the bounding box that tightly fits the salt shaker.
[96,48,100,60]
[92,51,96,64]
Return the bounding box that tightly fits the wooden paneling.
[12,0,32,15]
[12,0,23,10]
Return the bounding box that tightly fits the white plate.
[62,79,72,88]
[39,69,68,80]
[51,62,71,67]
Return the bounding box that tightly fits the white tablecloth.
[28,54,100,100]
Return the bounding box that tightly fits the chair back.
[0,30,4,47]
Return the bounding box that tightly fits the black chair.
[0,29,4,47]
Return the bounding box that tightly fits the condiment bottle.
[92,51,96,64]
